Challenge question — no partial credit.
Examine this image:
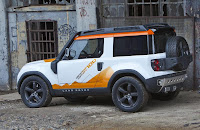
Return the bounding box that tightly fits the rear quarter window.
[113,35,148,57]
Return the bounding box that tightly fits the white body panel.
[17,37,176,88]
[57,58,98,85]
[17,61,59,85]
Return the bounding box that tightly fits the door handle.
[97,62,103,71]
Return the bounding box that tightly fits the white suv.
[17,23,192,112]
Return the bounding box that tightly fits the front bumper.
[145,71,187,93]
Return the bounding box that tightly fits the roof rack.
[80,25,148,36]
[144,23,170,29]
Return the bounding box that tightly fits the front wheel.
[112,77,149,112]
[20,76,52,108]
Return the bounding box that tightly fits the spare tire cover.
[165,36,190,70]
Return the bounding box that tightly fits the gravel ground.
[0,91,200,130]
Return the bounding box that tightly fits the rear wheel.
[64,96,88,103]
[151,90,180,101]
[112,77,149,112]
[20,76,52,108]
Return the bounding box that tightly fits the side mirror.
[69,49,76,58]
[65,48,70,57]
[65,48,76,59]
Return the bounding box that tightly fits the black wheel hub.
[117,82,138,108]
[24,81,44,104]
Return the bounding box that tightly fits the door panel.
[56,38,105,89]
[57,58,99,89]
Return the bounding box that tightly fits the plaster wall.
[186,0,200,88]
[0,0,10,90]
[76,0,97,31]
[8,5,77,89]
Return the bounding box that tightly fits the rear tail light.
[151,59,163,71]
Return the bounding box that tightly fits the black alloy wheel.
[24,81,44,105]
[112,77,149,112]
[117,82,138,108]
[20,76,52,108]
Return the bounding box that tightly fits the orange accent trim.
[52,67,114,89]
[95,67,114,88]
[74,29,154,40]
[44,58,56,62]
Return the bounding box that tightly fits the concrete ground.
[0,91,200,130]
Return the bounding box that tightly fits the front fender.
[17,71,55,96]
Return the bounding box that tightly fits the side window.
[69,38,104,59]
[113,36,148,57]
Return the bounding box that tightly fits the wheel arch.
[107,69,148,92]
[17,71,55,96]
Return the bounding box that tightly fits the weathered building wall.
[8,5,77,89]
[76,0,97,31]
[98,0,197,90]
[0,0,10,90]
[186,0,200,88]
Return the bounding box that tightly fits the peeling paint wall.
[76,0,97,31]
[8,5,77,89]
[0,0,10,90]
[185,0,200,88]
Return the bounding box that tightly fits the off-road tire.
[64,96,88,103]
[20,76,52,108]
[151,90,180,101]
[165,36,190,71]
[112,76,149,112]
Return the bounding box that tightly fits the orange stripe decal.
[75,29,154,40]
[52,67,114,89]
[44,58,56,62]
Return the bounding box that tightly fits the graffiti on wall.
[77,0,95,17]
[79,7,88,17]
[58,24,77,45]
[58,24,77,37]
[10,26,18,52]
[76,0,95,5]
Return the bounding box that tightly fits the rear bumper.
[145,71,187,93]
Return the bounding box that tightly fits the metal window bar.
[127,0,184,17]
[26,21,58,62]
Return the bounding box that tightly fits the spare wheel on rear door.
[165,36,190,71]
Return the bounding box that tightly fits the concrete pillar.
[76,0,97,31]
[0,0,10,90]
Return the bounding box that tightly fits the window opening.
[26,21,58,62]
[68,39,104,60]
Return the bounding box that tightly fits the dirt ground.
[0,91,200,130]
[0,90,17,95]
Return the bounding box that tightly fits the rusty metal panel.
[26,20,58,62]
